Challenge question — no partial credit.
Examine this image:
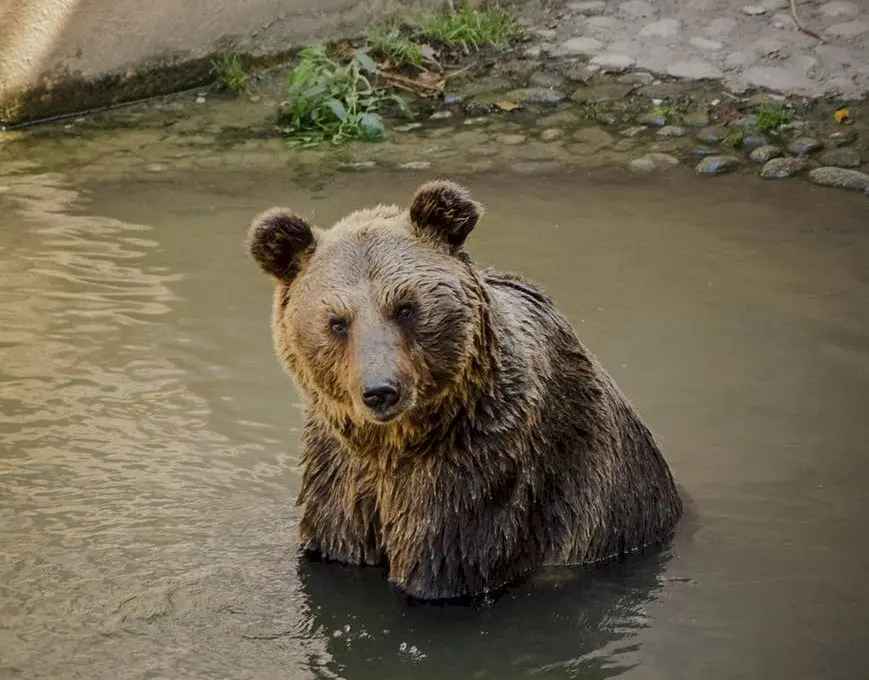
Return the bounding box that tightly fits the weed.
[212,53,247,94]
[580,102,607,123]
[650,105,679,123]
[723,128,745,148]
[279,44,411,146]
[754,105,794,134]
[419,0,518,51]
[369,21,424,68]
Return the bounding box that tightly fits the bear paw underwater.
[247,179,683,600]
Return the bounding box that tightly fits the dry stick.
[790,0,826,42]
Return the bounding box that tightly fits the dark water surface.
[1,167,868,680]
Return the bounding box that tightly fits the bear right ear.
[246,208,316,280]
[409,179,483,253]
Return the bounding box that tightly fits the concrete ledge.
[0,0,455,126]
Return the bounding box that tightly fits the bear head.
[247,180,488,429]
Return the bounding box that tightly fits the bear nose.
[361,382,400,411]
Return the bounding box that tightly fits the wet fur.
[248,180,683,600]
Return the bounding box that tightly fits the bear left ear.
[246,207,317,281]
[409,179,483,252]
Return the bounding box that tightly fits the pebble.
[504,88,565,105]
[666,60,723,80]
[571,83,636,103]
[468,146,500,156]
[464,117,488,126]
[787,137,823,156]
[683,111,711,127]
[536,110,582,127]
[817,147,862,168]
[827,21,869,37]
[640,19,681,37]
[705,17,738,35]
[689,37,723,50]
[400,161,432,170]
[619,0,658,19]
[621,125,648,137]
[540,128,564,141]
[749,145,783,163]
[691,146,717,157]
[443,93,464,105]
[341,161,377,170]
[829,129,858,147]
[760,157,808,178]
[517,143,559,161]
[638,112,669,127]
[529,71,566,89]
[248,95,261,103]
[695,155,742,174]
[509,161,566,174]
[741,5,767,15]
[395,123,423,132]
[657,125,686,138]
[629,152,680,172]
[429,111,453,120]
[497,134,527,145]
[195,96,206,104]
[808,167,869,191]
[741,134,769,151]
[146,163,168,173]
[570,0,608,14]
[590,54,636,72]
[563,63,599,84]
[560,37,604,55]
[571,126,616,152]
[819,2,860,18]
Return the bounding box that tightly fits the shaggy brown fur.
[247,179,682,600]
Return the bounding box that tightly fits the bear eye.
[394,302,416,321]
[329,316,349,336]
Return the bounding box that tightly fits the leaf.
[355,50,379,74]
[495,100,520,111]
[834,108,850,124]
[326,98,349,122]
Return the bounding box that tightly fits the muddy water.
[1,166,868,680]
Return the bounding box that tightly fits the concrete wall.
[0,0,452,125]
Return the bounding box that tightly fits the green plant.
[369,20,424,68]
[723,128,745,148]
[754,105,794,134]
[419,0,518,51]
[280,44,411,146]
[212,53,247,94]
[580,101,606,123]
[650,105,679,123]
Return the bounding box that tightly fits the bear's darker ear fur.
[247,208,316,280]
[409,179,483,252]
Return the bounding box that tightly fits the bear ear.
[409,179,483,252]
[246,208,317,280]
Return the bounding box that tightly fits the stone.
[819,2,859,17]
[827,21,869,37]
[690,37,724,50]
[340,161,377,170]
[617,71,655,85]
[570,0,607,14]
[590,54,636,72]
[395,122,423,132]
[743,65,815,92]
[429,110,453,120]
[563,63,599,84]
[455,130,489,146]
[808,167,869,191]
[571,83,636,103]
[621,125,648,137]
[629,153,680,172]
[571,126,616,153]
[540,128,564,142]
[787,137,823,156]
[468,146,500,157]
[534,28,558,39]
[760,157,808,178]
[696,126,728,144]
[829,129,858,147]
[657,125,687,138]
[705,17,738,36]
[517,143,560,161]
[586,16,624,33]
[818,147,862,168]
[560,37,604,55]
[443,93,464,105]
[667,60,723,80]
[683,111,711,127]
[637,82,687,99]
[638,112,669,127]
[537,110,582,127]
[640,19,681,37]
[741,134,769,151]
[146,163,167,173]
[613,138,638,152]
[695,155,742,174]
[195,96,206,104]
[749,145,783,163]
[619,0,658,19]
[496,134,527,145]
[400,161,432,170]
[504,88,565,105]
[464,117,488,126]
[741,5,767,15]
[732,115,759,130]
[529,71,566,89]
[691,146,717,157]
[509,161,566,174]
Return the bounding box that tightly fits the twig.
[444,61,478,80]
[790,0,826,42]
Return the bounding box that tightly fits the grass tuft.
[754,105,794,135]
[369,21,424,68]
[419,0,518,51]
[212,53,247,94]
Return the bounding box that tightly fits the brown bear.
[246,179,682,600]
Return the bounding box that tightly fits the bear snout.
[361,380,401,416]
